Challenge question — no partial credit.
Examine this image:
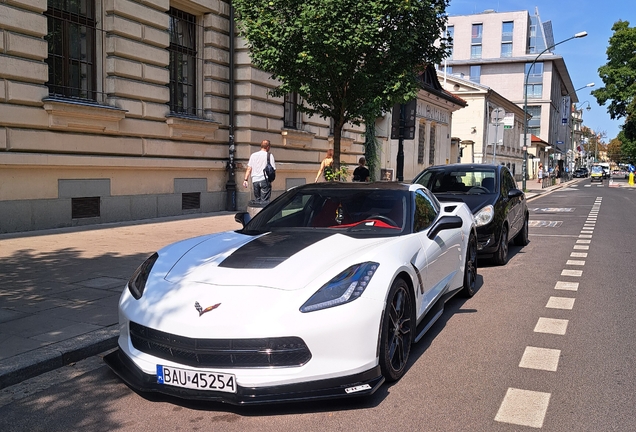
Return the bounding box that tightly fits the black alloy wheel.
[379,278,414,382]
[514,214,530,246]
[461,233,477,297]
[493,224,509,266]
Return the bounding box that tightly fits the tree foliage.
[232,0,450,168]
[592,20,636,141]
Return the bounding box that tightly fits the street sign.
[390,100,417,140]
[491,107,506,124]
[503,113,514,129]
[488,124,504,145]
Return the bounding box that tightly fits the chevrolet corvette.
[105,182,477,405]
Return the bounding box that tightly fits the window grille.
[284,92,301,129]
[428,124,436,165]
[182,192,201,210]
[72,197,100,218]
[45,0,97,101]
[168,8,199,117]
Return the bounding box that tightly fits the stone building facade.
[0,0,463,233]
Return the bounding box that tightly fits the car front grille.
[129,322,312,368]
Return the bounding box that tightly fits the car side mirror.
[508,189,524,198]
[235,211,251,228]
[427,215,463,240]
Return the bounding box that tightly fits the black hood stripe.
[219,232,333,269]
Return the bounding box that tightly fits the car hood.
[434,193,496,213]
[159,230,391,291]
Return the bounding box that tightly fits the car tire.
[513,213,530,246]
[461,233,477,297]
[492,224,509,266]
[379,277,414,382]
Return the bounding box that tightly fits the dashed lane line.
[546,296,576,310]
[496,196,598,428]
[555,281,579,291]
[495,388,551,428]
[534,317,569,335]
[519,347,561,372]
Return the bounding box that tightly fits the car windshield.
[242,187,410,236]
[414,168,497,195]
[591,166,603,173]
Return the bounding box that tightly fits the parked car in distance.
[573,167,589,178]
[413,164,529,266]
[105,182,478,404]
[590,165,604,182]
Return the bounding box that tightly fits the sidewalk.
[524,176,574,200]
[0,211,242,389]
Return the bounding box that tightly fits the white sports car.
[105,182,477,404]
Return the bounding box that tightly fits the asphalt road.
[1,179,635,431]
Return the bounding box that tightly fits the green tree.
[607,137,623,163]
[617,131,636,162]
[232,0,450,169]
[592,20,636,141]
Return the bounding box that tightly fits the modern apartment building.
[0,0,463,233]
[443,8,581,175]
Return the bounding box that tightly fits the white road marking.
[561,269,583,277]
[555,281,579,291]
[546,296,575,310]
[576,239,591,244]
[534,317,569,335]
[519,346,561,371]
[566,260,585,266]
[573,245,589,250]
[578,234,593,238]
[495,388,551,428]
[580,231,594,234]
[570,252,588,258]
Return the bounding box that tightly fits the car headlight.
[300,262,379,313]
[473,205,494,228]
[127,252,159,300]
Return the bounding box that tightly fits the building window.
[417,123,426,164]
[446,25,454,60]
[429,124,436,165]
[471,24,482,59]
[525,84,542,99]
[527,105,541,135]
[525,62,543,99]
[471,45,482,59]
[168,8,198,116]
[45,0,97,101]
[284,92,301,129]
[501,22,513,58]
[469,65,481,83]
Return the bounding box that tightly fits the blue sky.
[446,0,634,141]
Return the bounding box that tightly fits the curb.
[0,325,119,389]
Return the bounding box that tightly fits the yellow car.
[590,166,604,182]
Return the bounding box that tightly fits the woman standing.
[537,163,543,184]
[315,149,334,182]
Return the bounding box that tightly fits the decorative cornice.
[281,128,314,148]
[166,115,220,141]
[43,98,127,133]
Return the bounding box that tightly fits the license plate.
[157,365,237,393]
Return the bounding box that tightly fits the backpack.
[264,152,276,182]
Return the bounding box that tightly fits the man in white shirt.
[243,139,275,204]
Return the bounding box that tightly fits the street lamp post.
[568,84,594,174]
[522,31,587,191]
